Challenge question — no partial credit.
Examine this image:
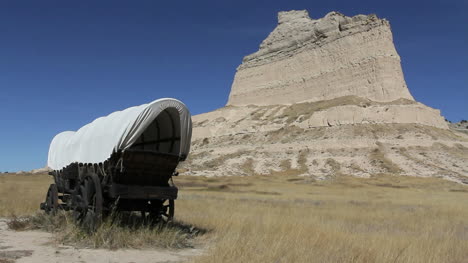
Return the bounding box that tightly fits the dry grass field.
[1,173,468,263]
[0,173,52,216]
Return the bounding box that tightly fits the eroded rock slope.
[181,10,468,182]
[228,10,413,106]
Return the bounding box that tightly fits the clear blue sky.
[0,0,466,172]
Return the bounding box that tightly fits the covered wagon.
[41,98,192,228]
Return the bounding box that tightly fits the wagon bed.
[41,98,192,229]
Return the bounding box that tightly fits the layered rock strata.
[192,97,448,140]
[181,10,468,182]
[227,10,413,106]
[185,107,468,182]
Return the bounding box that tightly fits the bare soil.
[0,218,202,263]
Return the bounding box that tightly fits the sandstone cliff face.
[182,10,468,182]
[227,10,413,106]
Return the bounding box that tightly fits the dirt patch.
[0,217,203,263]
[0,250,33,262]
[8,213,205,250]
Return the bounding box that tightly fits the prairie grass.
[0,173,51,216]
[370,143,403,174]
[2,173,468,262]
[176,175,468,263]
[9,212,202,250]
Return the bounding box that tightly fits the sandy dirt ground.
[0,218,201,263]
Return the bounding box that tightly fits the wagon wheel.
[72,174,103,231]
[149,199,175,223]
[164,199,175,221]
[43,184,59,214]
[140,210,148,223]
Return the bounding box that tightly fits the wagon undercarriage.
[42,99,192,230]
[41,150,180,229]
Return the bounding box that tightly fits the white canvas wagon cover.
[48,98,192,170]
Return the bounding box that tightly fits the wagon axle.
[41,98,191,231]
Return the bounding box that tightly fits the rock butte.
[225,10,447,129]
[228,10,413,106]
[182,10,468,182]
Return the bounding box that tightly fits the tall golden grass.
[1,173,468,262]
[8,211,202,250]
[177,175,468,263]
[0,173,51,216]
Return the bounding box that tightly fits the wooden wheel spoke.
[43,184,59,215]
[75,195,84,202]
[71,174,103,232]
